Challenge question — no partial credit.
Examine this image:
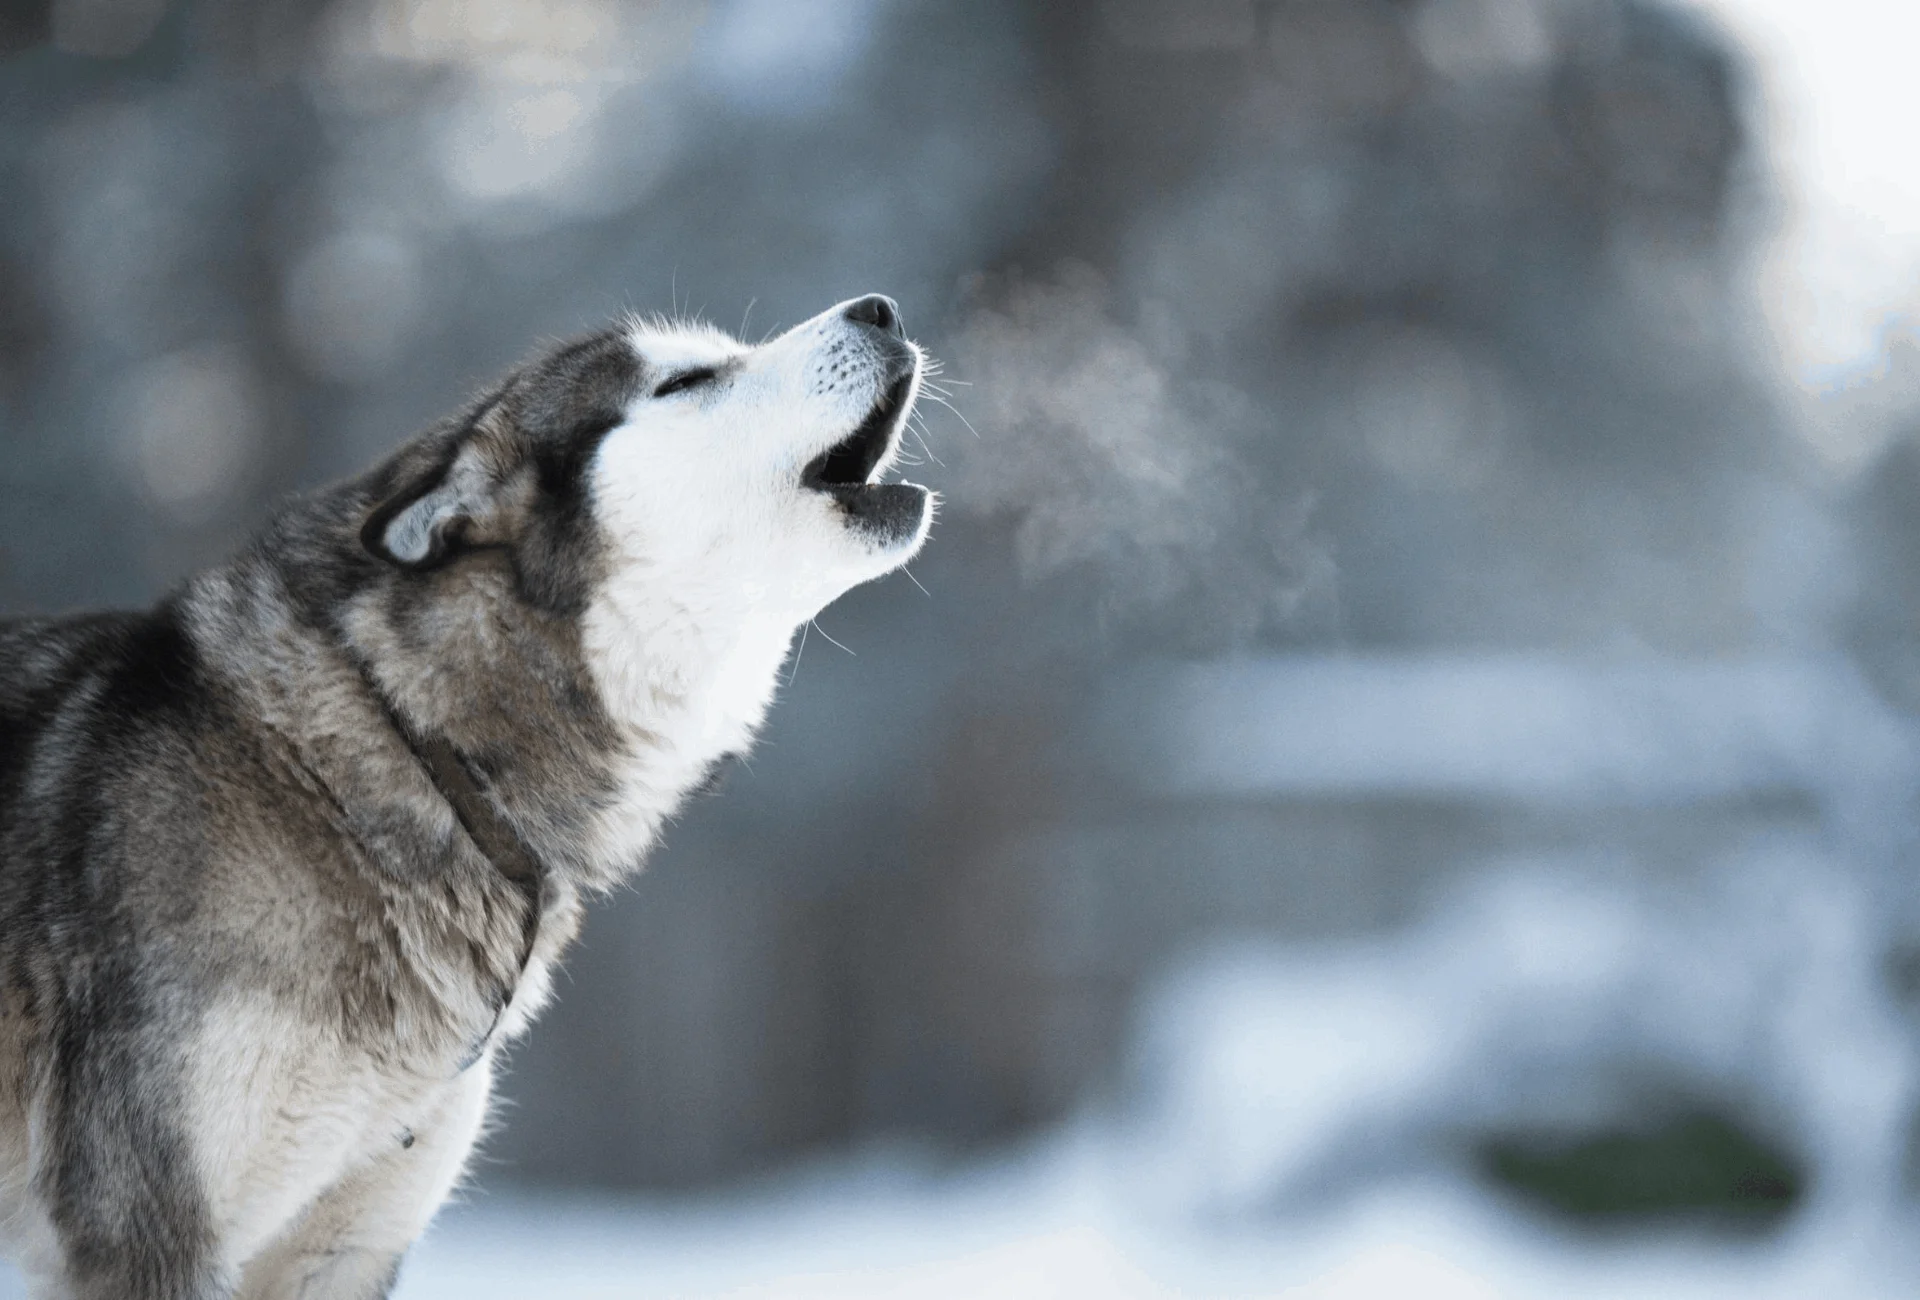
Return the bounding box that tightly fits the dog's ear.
[361,426,516,570]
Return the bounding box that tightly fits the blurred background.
[6,0,1920,1294]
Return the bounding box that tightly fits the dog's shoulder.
[0,607,205,804]
[1,600,208,701]
[4,597,223,735]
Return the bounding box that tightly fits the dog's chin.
[816,481,933,553]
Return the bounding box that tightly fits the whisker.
[910,423,946,468]
[923,392,981,439]
[810,620,858,657]
[785,620,810,685]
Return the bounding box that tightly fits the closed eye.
[654,367,719,398]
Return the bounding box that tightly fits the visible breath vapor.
[943,265,1330,649]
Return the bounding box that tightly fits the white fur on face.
[576,299,936,870]
[595,303,932,621]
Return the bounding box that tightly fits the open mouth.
[802,372,915,490]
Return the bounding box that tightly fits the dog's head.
[356,294,935,636]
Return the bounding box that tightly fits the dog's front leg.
[39,1242,228,1300]
[241,1249,403,1300]
[34,1046,232,1300]
[233,1061,493,1300]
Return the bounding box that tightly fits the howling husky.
[0,294,934,1298]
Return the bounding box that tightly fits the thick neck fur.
[209,487,793,905]
[577,564,797,876]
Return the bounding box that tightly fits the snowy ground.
[0,1135,1911,1298]
[387,1147,1920,1300]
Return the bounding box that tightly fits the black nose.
[845,294,905,339]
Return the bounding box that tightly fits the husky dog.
[0,295,934,1298]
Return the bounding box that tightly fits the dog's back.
[0,606,209,958]
[0,608,228,1291]
[0,612,151,785]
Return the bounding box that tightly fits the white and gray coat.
[0,295,933,1299]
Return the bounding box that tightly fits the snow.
[383,1164,1917,1299]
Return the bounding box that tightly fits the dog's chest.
[185,993,493,1267]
